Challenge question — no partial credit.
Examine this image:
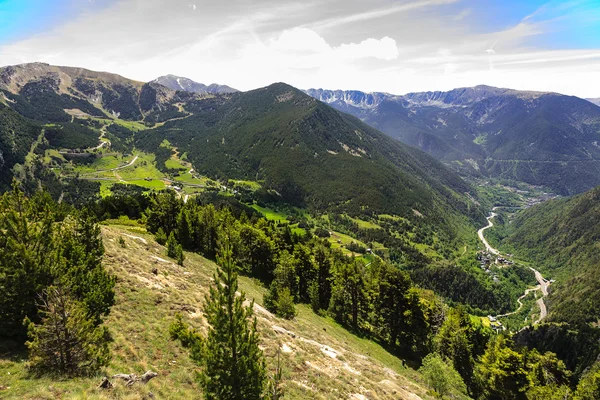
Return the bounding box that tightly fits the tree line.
[0,183,114,376]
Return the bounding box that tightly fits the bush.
[314,227,330,238]
[419,352,467,398]
[264,284,297,320]
[155,227,167,245]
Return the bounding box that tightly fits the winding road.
[479,209,549,324]
[478,208,500,255]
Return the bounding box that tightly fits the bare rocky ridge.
[0,62,204,122]
[153,74,238,94]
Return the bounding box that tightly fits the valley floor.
[479,210,550,328]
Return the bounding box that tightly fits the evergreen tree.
[0,185,55,338]
[55,211,114,325]
[176,244,185,266]
[24,285,111,376]
[329,258,365,328]
[200,239,267,399]
[377,262,411,347]
[293,244,315,303]
[313,244,331,311]
[574,364,600,400]
[476,335,530,399]
[155,227,167,245]
[167,231,179,258]
[145,190,181,235]
[435,306,485,393]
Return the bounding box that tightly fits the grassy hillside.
[0,224,433,400]
[496,186,600,324]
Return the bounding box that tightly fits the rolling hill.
[306,86,600,195]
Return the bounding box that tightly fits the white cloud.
[336,37,398,61]
[0,0,598,97]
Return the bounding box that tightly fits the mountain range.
[0,62,482,232]
[2,61,600,398]
[152,74,238,94]
[306,86,600,195]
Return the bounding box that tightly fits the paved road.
[113,155,138,171]
[478,211,500,255]
[479,209,550,324]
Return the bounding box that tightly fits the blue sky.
[1,1,77,43]
[0,0,598,96]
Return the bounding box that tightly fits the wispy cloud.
[306,0,459,31]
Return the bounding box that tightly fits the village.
[477,250,517,331]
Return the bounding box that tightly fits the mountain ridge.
[587,98,600,107]
[153,74,238,94]
[305,85,600,195]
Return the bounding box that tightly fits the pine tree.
[167,231,179,258]
[25,285,111,376]
[200,239,267,399]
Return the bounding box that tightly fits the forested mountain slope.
[306,86,600,195]
[0,63,483,235]
[0,102,41,190]
[498,186,600,324]
[136,83,484,230]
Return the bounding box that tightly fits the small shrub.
[155,227,167,245]
[264,284,296,320]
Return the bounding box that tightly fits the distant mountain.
[0,62,203,123]
[587,98,600,107]
[153,74,238,94]
[306,86,600,195]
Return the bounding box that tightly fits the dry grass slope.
[0,225,433,400]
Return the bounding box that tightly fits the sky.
[0,0,599,97]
